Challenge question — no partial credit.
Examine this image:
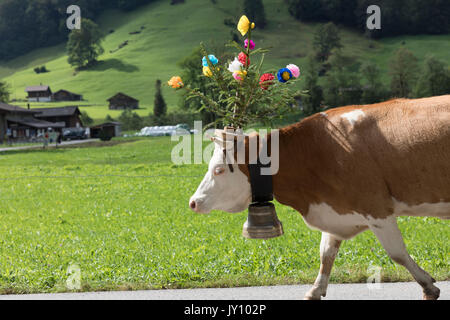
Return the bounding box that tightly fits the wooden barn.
[107,92,139,110]
[33,106,83,128]
[90,122,121,138]
[25,85,52,102]
[52,89,83,102]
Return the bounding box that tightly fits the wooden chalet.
[25,85,52,102]
[52,89,83,102]
[107,92,139,110]
[0,102,64,143]
[33,106,83,128]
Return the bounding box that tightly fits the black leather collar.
[247,158,273,203]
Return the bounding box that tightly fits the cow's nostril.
[189,200,196,210]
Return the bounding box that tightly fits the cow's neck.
[237,125,315,216]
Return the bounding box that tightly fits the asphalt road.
[1,281,448,300]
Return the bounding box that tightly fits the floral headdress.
[168,15,304,129]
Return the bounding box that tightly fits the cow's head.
[189,130,255,214]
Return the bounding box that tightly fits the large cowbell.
[243,202,284,239]
[219,127,284,240]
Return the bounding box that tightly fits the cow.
[189,95,450,300]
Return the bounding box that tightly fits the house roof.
[33,106,80,117]
[6,117,65,128]
[0,102,36,114]
[107,92,139,102]
[25,85,51,92]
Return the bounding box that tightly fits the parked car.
[62,128,87,141]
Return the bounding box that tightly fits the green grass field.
[0,138,447,294]
[1,0,449,123]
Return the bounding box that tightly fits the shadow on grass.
[84,59,140,73]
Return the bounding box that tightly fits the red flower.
[238,52,250,67]
[259,73,275,90]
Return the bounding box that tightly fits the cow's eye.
[213,166,225,176]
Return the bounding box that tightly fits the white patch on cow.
[189,142,252,214]
[341,109,365,126]
[392,198,450,218]
[305,203,369,240]
[320,112,328,117]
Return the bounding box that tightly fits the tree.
[287,0,326,22]
[243,0,267,29]
[153,79,167,118]
[80,111,93,126]
[389,48,419,98]
[414,56,450,98]
[313,22,342,62]
[0,81,10,103]
[105,114,116,122]
[323,53,362,107]
[67,18,104,69]
[360,62,388,103]
[118,109,143,131]
[301,54,323,115]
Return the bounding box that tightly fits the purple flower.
[244,39,255,50]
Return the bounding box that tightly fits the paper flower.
[203,66,213,77]
[238,52,250,67]
[202,55,218,67]
[259,73,275,90]
[233,70,247,81]
[277,68,293,83]
[286,64,300,78]
[237,15,251,36]
[228,57,243,73]
[244,39,255,50]
[168,76,183,88]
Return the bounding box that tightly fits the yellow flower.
[203,66,212,77]
[168,76,183,88]
[237,15,251,36]
[251,22,255,29]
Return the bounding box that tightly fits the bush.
[33,65,48,74]
[98,129,113,141]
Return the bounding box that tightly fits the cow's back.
[274,95,450,219]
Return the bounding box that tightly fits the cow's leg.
[304,232,342,300]
[369,217,440,300]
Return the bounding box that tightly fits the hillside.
[1,0,449,122]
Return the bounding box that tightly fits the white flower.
[228,57,243,73]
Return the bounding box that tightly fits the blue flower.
[277,68,293,83]
[202,55,218,67]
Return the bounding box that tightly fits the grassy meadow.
[0,0,449,123]
[0,137,447,294]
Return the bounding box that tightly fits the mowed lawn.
[0,137,448,294]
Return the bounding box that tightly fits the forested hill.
[0,0,160,60]
[1,0,449,61]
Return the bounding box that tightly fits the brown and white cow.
[189,95,450,300]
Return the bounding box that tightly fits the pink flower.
[286,64,300,78]
[244,39,255,50]
[232,72,242,81]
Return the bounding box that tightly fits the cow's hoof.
[423,286,440,300]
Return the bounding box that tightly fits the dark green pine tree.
[243,0,267,29]
[153,79,167,118]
